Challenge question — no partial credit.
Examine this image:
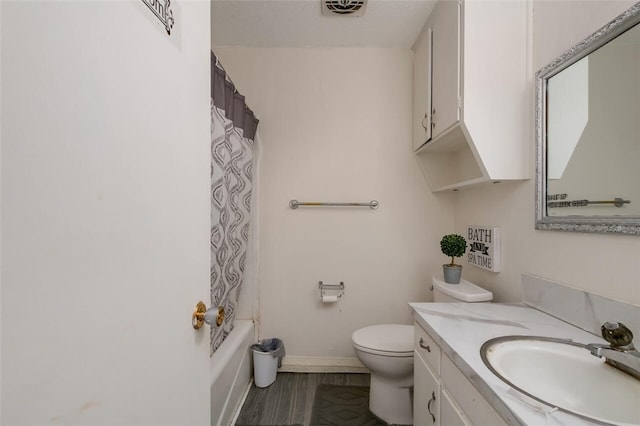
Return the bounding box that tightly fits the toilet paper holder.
[318,281,344,299]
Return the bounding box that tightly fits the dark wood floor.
[234,372,371,426]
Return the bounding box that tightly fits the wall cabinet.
[413,322,507,426]
[412,0,530,191]
[413,0,460,151]
[412,18,431,150]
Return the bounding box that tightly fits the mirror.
[536,3,640,235]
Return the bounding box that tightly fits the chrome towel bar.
[548,197,630,208]
[289,200,379,209]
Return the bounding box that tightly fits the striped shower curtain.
[210,52,258,355]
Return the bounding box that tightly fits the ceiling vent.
[321,0,368,17]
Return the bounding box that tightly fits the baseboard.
[278,356,368,373]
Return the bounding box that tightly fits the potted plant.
[440,234,467,284]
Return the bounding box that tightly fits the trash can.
[250,338,285,388]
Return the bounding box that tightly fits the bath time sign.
[466,226,501,272]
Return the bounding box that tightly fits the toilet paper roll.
[322,294,339,303]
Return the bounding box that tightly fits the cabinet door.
[441,389,470,426]
[430,0,460,139]
[412,26,432,150]
[414,352,440,426]
[442,355,509,426]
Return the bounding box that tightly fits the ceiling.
[211,0,437,48]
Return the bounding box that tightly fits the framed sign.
[142,0,175,35]
[466,226,501,272]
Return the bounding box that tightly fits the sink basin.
[481,336,640,425]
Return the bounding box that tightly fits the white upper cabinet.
[412,0,530,192]
[431,0,460,140]
[412,23,432,151]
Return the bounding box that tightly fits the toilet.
[352,324,414,425]
[352,277,492,425]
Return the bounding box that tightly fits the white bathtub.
[210,320,254,426]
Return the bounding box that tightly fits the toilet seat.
[352,324,414,357]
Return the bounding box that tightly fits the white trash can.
[252,349,278,388]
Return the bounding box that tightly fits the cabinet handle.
[419,337,431,352]
[422,113,429,131]
[427,390,436,423]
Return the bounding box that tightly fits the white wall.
[454,0,640,306]
[214,48,454,359]
[1,1,211,424]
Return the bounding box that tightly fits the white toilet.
[352,324,414,425]
[352,277,492,425]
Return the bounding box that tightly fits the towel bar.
[289,200,379,209]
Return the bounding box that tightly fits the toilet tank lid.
[352,324,414,353]
[432,276,493,302]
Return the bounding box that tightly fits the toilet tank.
[432,276,493,303]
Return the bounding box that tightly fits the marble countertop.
[409,302,610,426]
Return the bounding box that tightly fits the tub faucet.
[586,322,640,380]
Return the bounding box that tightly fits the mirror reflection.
[536,3,640,234]
[546,23,640,218]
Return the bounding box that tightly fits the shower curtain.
[210,52,258,355]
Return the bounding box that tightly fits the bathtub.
[210,320,254,426]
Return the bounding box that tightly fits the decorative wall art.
[141,0,174,35]
[466,225,501,272]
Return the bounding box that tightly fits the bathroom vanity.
[410,301,638,425]
[414,318,507,426]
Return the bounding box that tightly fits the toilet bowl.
[352,324,414,425]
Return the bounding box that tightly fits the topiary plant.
[440,234,467,266]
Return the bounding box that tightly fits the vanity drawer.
[415,323,441,374]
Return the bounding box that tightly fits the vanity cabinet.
[414,349,441,425]
[412,0,530,191]
[414,322,507,426]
